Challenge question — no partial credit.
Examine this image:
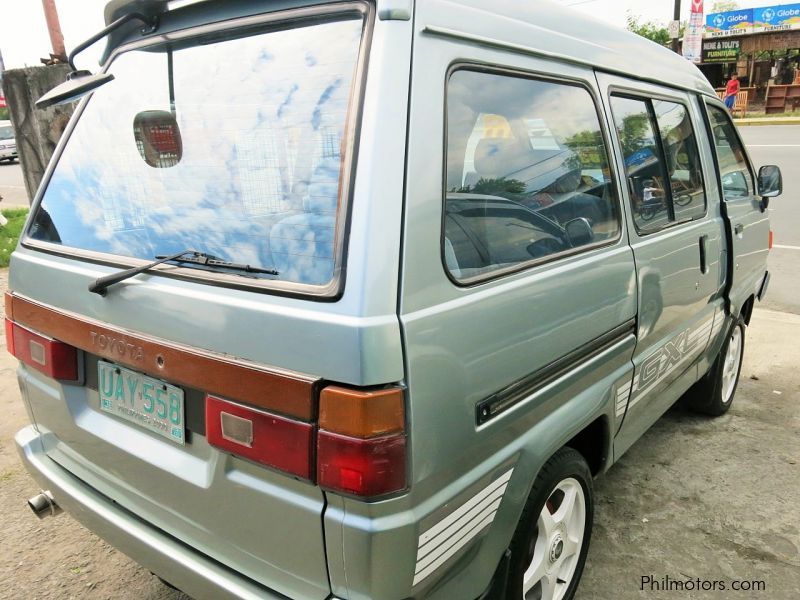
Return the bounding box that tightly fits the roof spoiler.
[100,0,169,63]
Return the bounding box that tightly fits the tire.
[685,317,745,416]
[639,206,656,221]
[506,447,593,600]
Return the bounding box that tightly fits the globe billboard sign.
[706,4,800,37]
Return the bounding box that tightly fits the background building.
[697,3,800,103]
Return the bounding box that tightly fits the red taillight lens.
[317,386,406,498]
[205,395,313,480]
[6,319,79,381]
[317,430,406,497]
[5,318,15,356]
[769,229,774,250]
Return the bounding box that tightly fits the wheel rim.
[721,325,742,404]
[522,478,586,600]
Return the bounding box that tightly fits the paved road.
[0,160,28,208]
[739,125,800,315]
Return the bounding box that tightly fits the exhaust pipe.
[27,490,62,519]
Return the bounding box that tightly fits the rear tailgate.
[9,251,337,598]
[7,3,387,598]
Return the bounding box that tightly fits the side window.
[609,97,669,232]
[653,100,706,221]
[444,69,620,282]
[611,95,707,234]
[706,104,754,202]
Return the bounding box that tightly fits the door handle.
[699,235,708,274]
[734,223,744,236]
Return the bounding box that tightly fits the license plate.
[98,361,185,445]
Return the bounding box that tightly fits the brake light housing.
[317,385,407,498]
[206,395,314,480]
[6,319,79,381]
[206,386,407,497]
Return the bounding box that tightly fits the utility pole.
[41,0,67,63]
[671,0,682,54]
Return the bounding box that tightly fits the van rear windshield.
[27,13,366,293]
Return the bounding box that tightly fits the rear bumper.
[15,425,291,600]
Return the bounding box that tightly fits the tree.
[710,1,740,13]
[626,14,672,46]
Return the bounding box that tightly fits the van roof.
[101,0,714,96]
[424,0,715,96]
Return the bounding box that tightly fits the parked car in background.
[0,120,18,163]
[7,1,782,599]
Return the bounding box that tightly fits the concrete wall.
[1,65,74,203]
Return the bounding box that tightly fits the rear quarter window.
[444,68,620,283]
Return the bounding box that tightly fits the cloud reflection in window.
[30,17,364,287]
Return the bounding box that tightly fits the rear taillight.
[206,386,407,496]
[317,386,406,498]
[205,395,314,479]
[769,229,773,250]
[5,319,79,381]
[5,318,15,356]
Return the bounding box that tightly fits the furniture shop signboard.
[702,39,741,63]
[706,8,755,37]
[754,4,800,32]
[706,4,800,37]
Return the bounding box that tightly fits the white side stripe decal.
[413,468,513,586]
[628,318,713,409]
[615,381,632,416]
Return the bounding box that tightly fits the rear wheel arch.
[564,415,609,477]
[481,416,608,597]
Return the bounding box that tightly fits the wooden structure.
[764,84,800,114]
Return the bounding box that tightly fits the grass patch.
[0,467,20,482]
[0,207,29,267]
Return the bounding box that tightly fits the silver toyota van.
[8,1,781,599]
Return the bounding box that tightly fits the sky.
[0,0,789,70]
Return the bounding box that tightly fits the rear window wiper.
[88,250,278,296]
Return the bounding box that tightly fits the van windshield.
[27,14,365,291]
[0,125,13,140]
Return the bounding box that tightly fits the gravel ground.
[0,267,798,599]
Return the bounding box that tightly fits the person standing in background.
[724,73,740,111]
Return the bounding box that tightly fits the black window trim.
[608,88,709,237]
[20,1,375,302]
[441,62,625,288]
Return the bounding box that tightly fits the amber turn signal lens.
[319,386,404,438]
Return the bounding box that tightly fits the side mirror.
[36,70,115,109]
[564,217,594,247]
[36,11,158,109]
[757,165,782,198]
